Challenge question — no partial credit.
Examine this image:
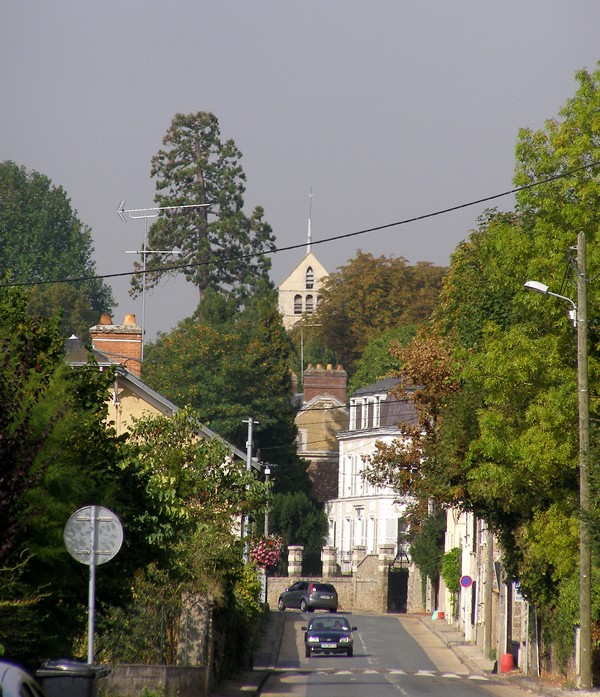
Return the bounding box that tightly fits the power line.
[1,159,598,291]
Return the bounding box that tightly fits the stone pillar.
[321,546,338,578]
[378,544,395,614]
[378,544,395,573]
[287,545,304,578]
[352,545,367,574]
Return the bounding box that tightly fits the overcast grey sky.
[1,2,599,341]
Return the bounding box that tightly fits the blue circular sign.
[460,575,473,588]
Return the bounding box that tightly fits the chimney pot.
[99,313,113,325]
[327,363,333,370]
[123,313,137,326]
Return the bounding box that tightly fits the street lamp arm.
[524,280,577,312]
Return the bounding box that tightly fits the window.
[305,294,314,313]
[297,428,308,450]
[305,266,314,289]
[293,294,302,314]
[361,400,369,429]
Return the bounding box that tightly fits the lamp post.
[524,231,591,689]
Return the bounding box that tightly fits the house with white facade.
[324,377,418,573]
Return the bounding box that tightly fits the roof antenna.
[307,187,313,254]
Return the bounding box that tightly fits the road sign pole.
[88,505,97,665]
[64,505,123,665]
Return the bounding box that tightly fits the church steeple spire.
[307,187,313,254]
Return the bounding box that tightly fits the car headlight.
[307,636,320,643]
[339,636,350,643]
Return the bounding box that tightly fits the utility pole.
[242,417,256,562]
[264,464,271,536]
[576,231,591,689]
[524,239,591,687]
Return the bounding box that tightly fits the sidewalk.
[419,613,599,697]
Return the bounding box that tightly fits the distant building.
[65,314,259,468]
[278,251,329,331]
[325,378,418,572]
[295,363,349,502]
[277,193,329,330]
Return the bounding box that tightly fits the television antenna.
[117,201,209,361]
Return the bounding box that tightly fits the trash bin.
[36,660,110,697]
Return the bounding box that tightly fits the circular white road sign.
[64,505,123,566]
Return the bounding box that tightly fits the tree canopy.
[143,289,311,495]
[131,111,276,304]
[364,64,600,639]
[311,251,446,373]
[0,161,114,338]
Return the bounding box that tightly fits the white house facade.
[324,378,418,573]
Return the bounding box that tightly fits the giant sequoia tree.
[0,161,114,338]
[131,112,276,303]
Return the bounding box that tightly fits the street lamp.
[524,231,591,688]
[523,280,577,327]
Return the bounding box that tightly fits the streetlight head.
[524,280,549,294]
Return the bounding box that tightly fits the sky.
[1,2,599,341]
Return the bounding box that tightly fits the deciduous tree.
[312,251,446,373]
[0,161,114,337]
[144,290,311,495]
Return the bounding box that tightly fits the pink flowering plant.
[250,534,284,569]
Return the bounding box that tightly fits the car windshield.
[310,617,350,631]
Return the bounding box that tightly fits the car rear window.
[312,583,336,593]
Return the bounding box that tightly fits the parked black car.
[278,581,338,612]
[302,614,357,657]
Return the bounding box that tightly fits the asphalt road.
[259,611,535,697]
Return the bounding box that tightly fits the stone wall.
[266,544,414,614]
[103,665,208,697]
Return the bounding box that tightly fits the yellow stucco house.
[65,313,259,467]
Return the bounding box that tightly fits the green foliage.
[133,111,276,302]
[269,492,328,553]
[0,287,65,559]
[441,547,461,619]
[0,161,114,337]
[144,291,312,496]
[408,509,446,584]
[312,251,447,373]
[348,325,416,394]
[441,547,462,595]
[389,64,600,651]
[122,407,270,556]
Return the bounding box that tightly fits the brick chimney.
[303,363,347,404]
[89,313,143,378]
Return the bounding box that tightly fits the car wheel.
[329,608,337,613]
[305,647,311,658]
[347,648,353,657]
[278,599,286,612]
[300,599,308,612]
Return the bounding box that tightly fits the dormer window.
[305,266,314,289]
